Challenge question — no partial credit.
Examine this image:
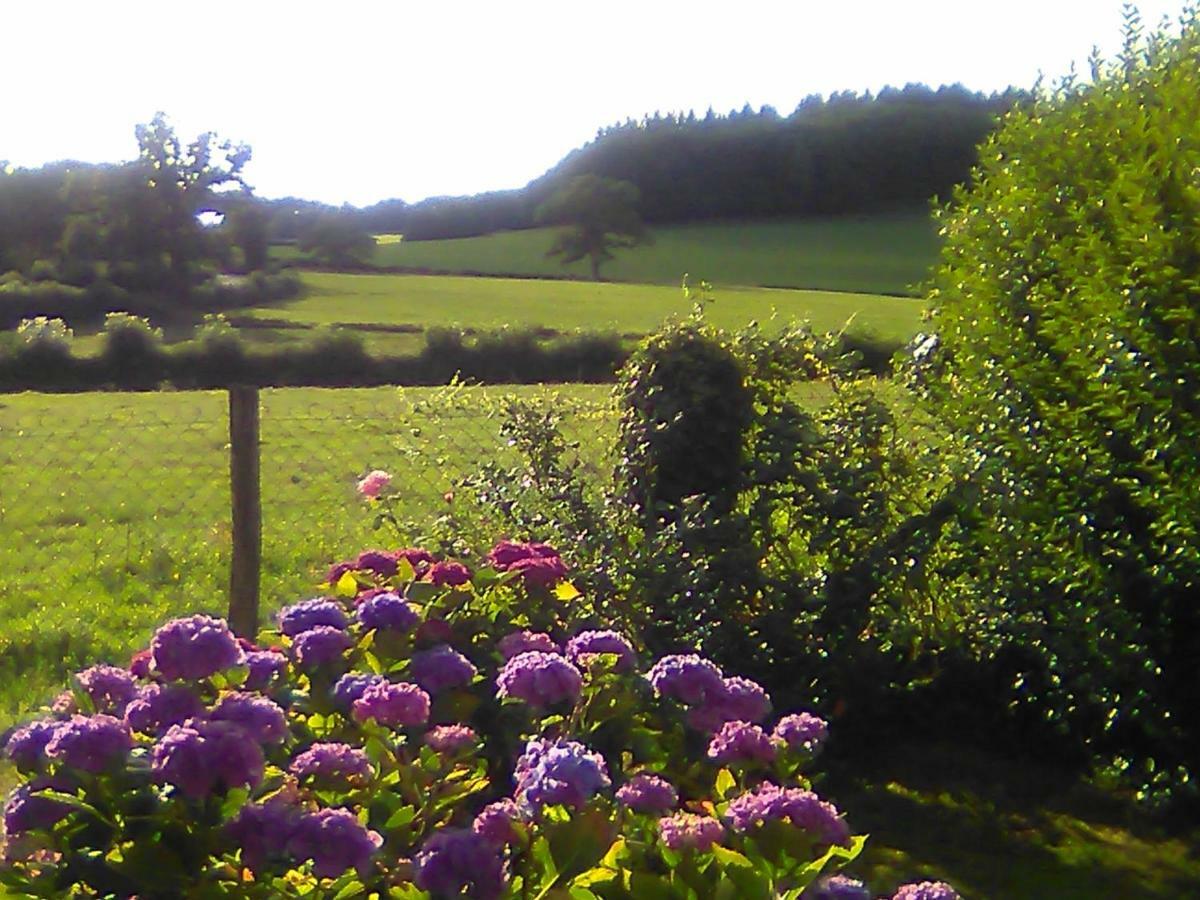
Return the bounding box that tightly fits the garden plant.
[1,528,956,899]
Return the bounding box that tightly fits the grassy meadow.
[275,212,941,296]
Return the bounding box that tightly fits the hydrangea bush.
[2,535,954,899]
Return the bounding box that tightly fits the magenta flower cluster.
[411,645,478,694]
[725,781,850,846]
[565,630,637,671]
[150,614,244,681]
[356,591,419,632]
[658,812,725,851]
[151,719,264,798]
[498,630,560,658]
[290,742,373,785]
[706,720,778,765]
[496,651,582,708]
[514,738,611,813]
[414,828,507,900]
[425,724,478,754]
[616,773,678,813]
[891,882,961,900]
[487,540,569,586]
[351,681,430,726]
[278,598,348,636]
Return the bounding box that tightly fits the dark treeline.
[264,83,1023,242]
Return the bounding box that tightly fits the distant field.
[241,272,925,352]
[275,212,941,296]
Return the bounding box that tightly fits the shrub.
[0,534,955,899]
[918,8,1200,802]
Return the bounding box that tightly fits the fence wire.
[0,384,616,723]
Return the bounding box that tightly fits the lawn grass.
[243,272,925,346]
[276,212,941,296]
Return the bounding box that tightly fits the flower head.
[356,470,392,499]
[355,549,399,578]
[152,719,264,798]
[725,782,849,846]
[496,651,582,708]
[774,712,829,753]
[412,645,477,694]
[76,665,138,715]
[566,630,637,672]
[804,875,872,900]
[291,626,351,670]
[44,715,131,773]
[210,692,288,745]
[288,807,383,879]
[647,655,726,706]
[290,742,372,786]
[428,560,472,587]
[226,798,304,874]
[278,598,348,637]
[706,721,778,765]
[395,547,436,576]
[616,774,678,813]
[332,672,388,709]
[3,780,71,836]
[892,883,961,900]
[151,615,244,682]
[425,724,478,754]
[515,738,610,813]
[415,827,507,900]
[498,630,560,659]
[352,681,430,727]
[487,540,560,569]
[472,798,523,847]
[5,719,63,772]
[124,684,204,736]
[128,648,153,679]
[658,812,724,851]
[356,591,419,632]
[687,677,773,732]
[244,650,288,691]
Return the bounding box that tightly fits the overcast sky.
[0,0,1188,205]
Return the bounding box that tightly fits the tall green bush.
[920,7,1200,802]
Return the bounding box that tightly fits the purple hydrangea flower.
[706,721,778,765]
[75,665,138,715]
[278,598,348,637]
[151,719,264,798]
[151,615,244,681]
[472,798,522,847]
[496,651,582,708]
[287,807,382,879]
[514,738,610,813]
[226,797,304,874]
[647,655,726,706]
[124,684,204,736]
[498,630,560,659]
[616,773,678,813]
[565,630,637,672]
[425,724,479,754]
[289,742,372,785]
[244,650,288,691]
[804,875,872,900]
[4,719,62,772]
[351,681,430,727]
[725,782,849,846]
[332,672,388,709]
[128,648,153,679]
[210,692,288,745]
[487,540,560,569]
[487,541,568,587]
[774,712,829,753]
[687,676,773,732]
[427,560,472,587]
[292,626,351,670]
[44,715,131,773]
[658,812,725,851]
[414,827,507,900]
[3,780,71,835]
[355,549,399,577]
[356,591,419,632]
[892,882,961,900]
[396,547,436,576]
[412,645,478,694]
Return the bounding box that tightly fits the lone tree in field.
[535,175,649,280]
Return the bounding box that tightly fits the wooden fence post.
[228,386,261,637]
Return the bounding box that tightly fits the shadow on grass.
[825,742,1200,899]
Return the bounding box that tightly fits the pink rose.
[356,470,392,499]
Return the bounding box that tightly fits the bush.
[918,9,1200,803]
[0,534,954,899]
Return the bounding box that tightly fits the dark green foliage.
[535,176,649,280]
[297,214,375,268]
[920,7,1200,802]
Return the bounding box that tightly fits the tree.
[298,213,375,268]
[920,8,1200,802]
[534,175,649,280]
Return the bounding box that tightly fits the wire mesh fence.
[0,383,617,723]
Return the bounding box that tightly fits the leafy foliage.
[918,6,1200,803]
[535,175,650,280]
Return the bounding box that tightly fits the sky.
[0,0,1189,206]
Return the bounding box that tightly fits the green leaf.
[710,845,753,869]
[714,768,736,801]
[555,581,582,601]
[335,571,359,597]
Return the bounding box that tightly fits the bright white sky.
[0,0,1188,206]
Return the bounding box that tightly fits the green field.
[276,212,941,296]
[233,271,925,356]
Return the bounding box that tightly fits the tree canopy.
[535,176,649,279]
